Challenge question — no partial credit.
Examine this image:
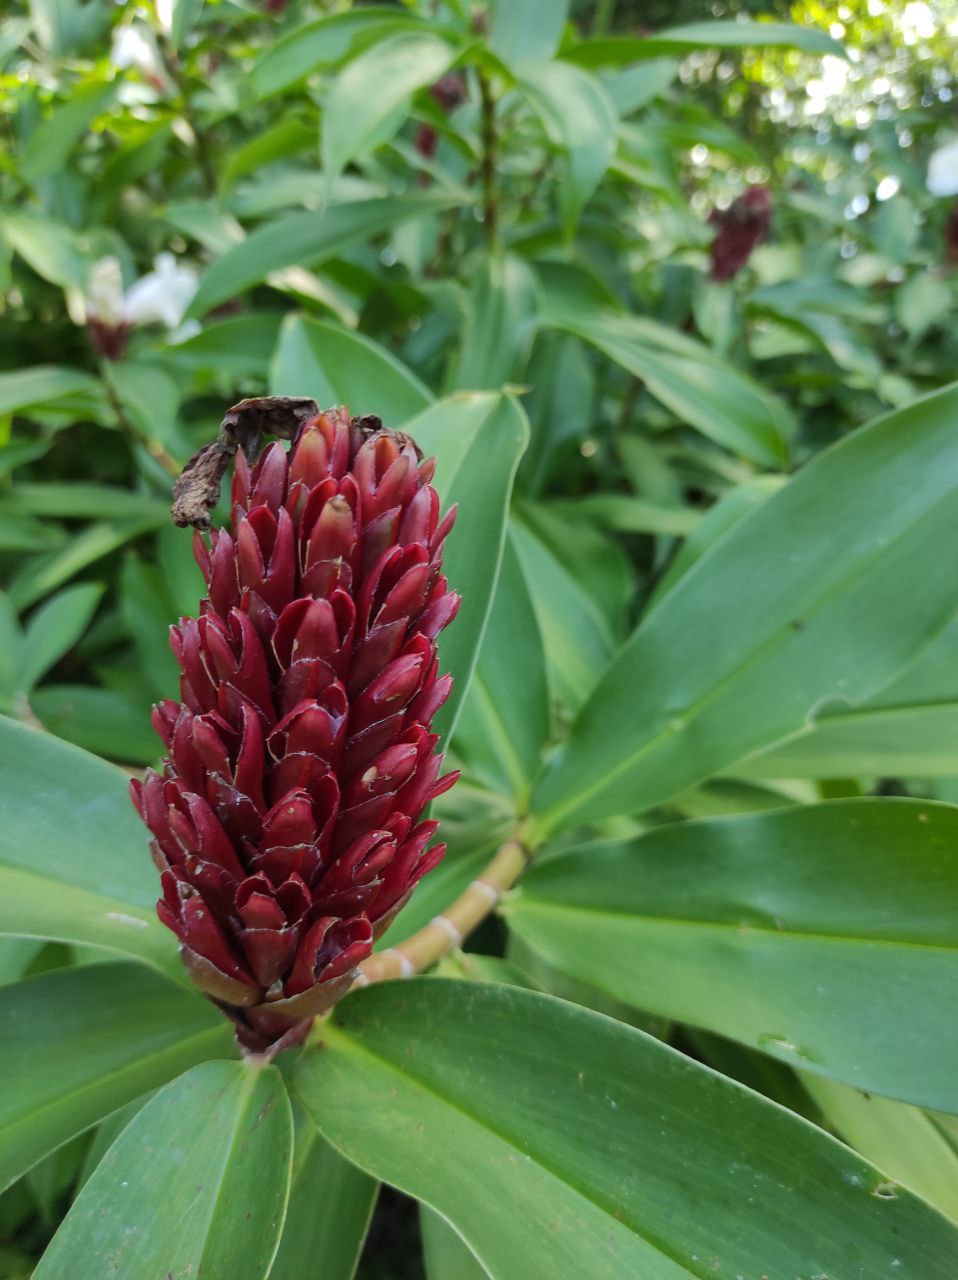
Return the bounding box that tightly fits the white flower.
[110,23,168,90]
[86,256,126,327]
[84,254,199,332]
[927,139,958,197]
[122,254,199,330]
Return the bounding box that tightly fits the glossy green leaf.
[509,799,958,1111]
[0,716,174,971]
[517,61,617,235]
[270,313,432,424]
[0,963,229,1191]
[249,8,428,102]
[488,0,569,64]
[421,1206,490,1280]
[322,33,457,186]
[803,1075,958,1222]
[296,979,958,1279]
[21,81,115,183]
[532,382,958,830]
[167,314,284,376]
[453,532,549,805]
[450,253,538,392]
[17,583,103,694]
[270,1104,377,1280]
[187,194,454,317]
[564,21,844,66]
[402,394,529,741]
[35,1060,293,1280]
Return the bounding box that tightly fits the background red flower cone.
[131,406,459,1051]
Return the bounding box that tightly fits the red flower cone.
[708,186,772,282]
[131,406,460,1052]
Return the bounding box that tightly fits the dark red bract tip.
[131,406,458,1052]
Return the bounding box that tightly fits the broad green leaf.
[532,382,958,831]
[296,979,958,1279]
[539,275,790,466]
[161,0,203,49]
[0,213,90,290]
[8,483,168,523]
[220,117,315,193]
[249,8,429,102]
[8,517,164,610]
[563,21,844,66]
[509,799,958,1111]
[187,194,454,318]
[0,963,228,1191]
[0,367,101,418]
[453,532,549,805]
[517,61,617,236]
[270,313,432,424]
[402,394,529,742]
[0,938,42,985]
[31,684,159,764]
[450,253,538,392]
[106,361,190,462]
[421,1206,490,1280]
[520,333,594,494]
[21,81,115,183]
[803,1075,958,1222]
[322,33,458,187]
[167,314,284,377]
[0,716,173,971]
[35,1061,293,1280]
[553,493,699,537]
[17,582,103,693]
[270,1104,377,1280]
[488,0,569,64]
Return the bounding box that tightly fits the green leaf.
[0,963,228,1192]
[0,715,174,971]
[450,253,538,392]
[16,582,103,693]
[167,314,284,377]
[296,979,958,1279]
[563,21,845,66]
[401,394,529,742]
[270,314,432,423]
[488,0,569,64]
[453,532,549,805]
[21,81,116,183]
[31,684,159,764]
[270,1104,377,1280]
[249,8,429,102]
[8,483,168,523]
[120,553,179,700]
[0,214,90,291]
[538,270,791,466]
[220,117,315,193]
[187,194,455,318]
[804,1075,958,1223]
[0,367,101,418]
[421,1206,490,1280]
[517,61,617,236]
[34,1061,293,1280]
[322,33,457,187]
[532,382,958,830]
[509,799,958,1111]
[162,0,203,49]
[8,516,166,611]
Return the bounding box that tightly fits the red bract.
[131,407,460,1051]
[708,186,772,282]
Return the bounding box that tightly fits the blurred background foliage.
[1,0,958,1270]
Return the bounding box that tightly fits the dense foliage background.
[2,0,958,1276]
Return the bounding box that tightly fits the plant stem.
[156,33,218,198]
[477,68,498,250]
[352,835,531,988]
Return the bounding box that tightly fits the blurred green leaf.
[450,253,538,391]
[21,80,116,183]
[0,213,90,290]
[488,0,569,64]
[8,517,165,610]
[120,553,178,700]
[35,1061,293,1280]
[564,21,845,66]
[532,382,958,831]
[270,313,432,423]
[31,683,158,763]
[0,962,228,1192]
[17,582,103,694]
[509,798,958,1111]
[187,194,456,317]
[296,979,958,1279]
[0,368,101,418]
